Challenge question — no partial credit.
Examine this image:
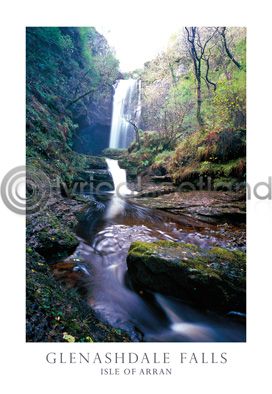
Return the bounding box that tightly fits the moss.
[199,158,246,177]
[27,211,79,261]
[127,240,246,312]
[102,148,127,158]
[170,157,246,186]
[131,240,191,250]
[210,246,245,263]
[167,128,246,186]
[26,250,130,342]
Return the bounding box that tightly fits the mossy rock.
[85,156,108,170]
[127,240,246,312]
[102,148,127,160]
[26,250,130,342]
[37,226,79,260]
[28,212,80,261]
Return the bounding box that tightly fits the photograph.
[25,25,246,343]
[2,0,272,393]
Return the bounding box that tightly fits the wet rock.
[26,194,89,261]
[132,185,177,198]
[26,194,131,343]
[85,155,108,170]
[227,311,246,323]
[36,226,79,261]
[74,169,114,193]
[133,190,246,225]
[63,156,114,195]
[151,175,172,183]
[26,251,130,342]
[127,240,246,312]
[52,259,91,290]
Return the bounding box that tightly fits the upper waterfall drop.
[109,79,141,149]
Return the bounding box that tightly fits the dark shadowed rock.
[127,240,246,312]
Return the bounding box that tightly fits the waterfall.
[109,79,141,149]
[105,158,134,196]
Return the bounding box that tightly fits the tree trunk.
[196,72,203,127]
[128,120,141,149]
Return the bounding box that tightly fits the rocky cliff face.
[63,28,118,154]
[71,87,114,155]
[71,81,114,155]
[26,27,119,161]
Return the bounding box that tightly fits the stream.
[56,159,246,342]
[54,79,245,342]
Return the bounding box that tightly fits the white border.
[1,0,271,392]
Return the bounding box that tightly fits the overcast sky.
[96,22,182,72]
[85,1,192,72]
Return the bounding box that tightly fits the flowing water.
[58,159,245,342]
[109,79,141,149]
[54,81,245,342]
[105,158,135,196]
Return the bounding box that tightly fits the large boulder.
[127,240,246,312]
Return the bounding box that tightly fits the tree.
[141,27,246,134]
[127,119,141,148]
[219,27,242,69]
[184,27,218,126]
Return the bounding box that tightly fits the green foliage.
[26,27,120,186]
[121,132,175,175]
[161,127,246,185]
[63,333,76,342]
[154,151,173,164]
[79,27,95,63]
[135,29,246,187]
[210,68,246,129]
[141,28,246,134]
[165,73,196,130]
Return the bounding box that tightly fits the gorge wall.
[68,29,120,155]
[26,27,119,168]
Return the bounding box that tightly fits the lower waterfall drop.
[105,158,134,196]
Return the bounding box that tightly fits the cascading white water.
[154,294,214,340]
[105,158,134,196]
[109,79,141,149]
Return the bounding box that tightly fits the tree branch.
[220,27,242,69]
[127,119,140,147]
[65,88,95,108]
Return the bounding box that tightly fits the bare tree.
[184,27,218,126]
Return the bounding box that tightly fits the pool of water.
[55,194,246,342]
